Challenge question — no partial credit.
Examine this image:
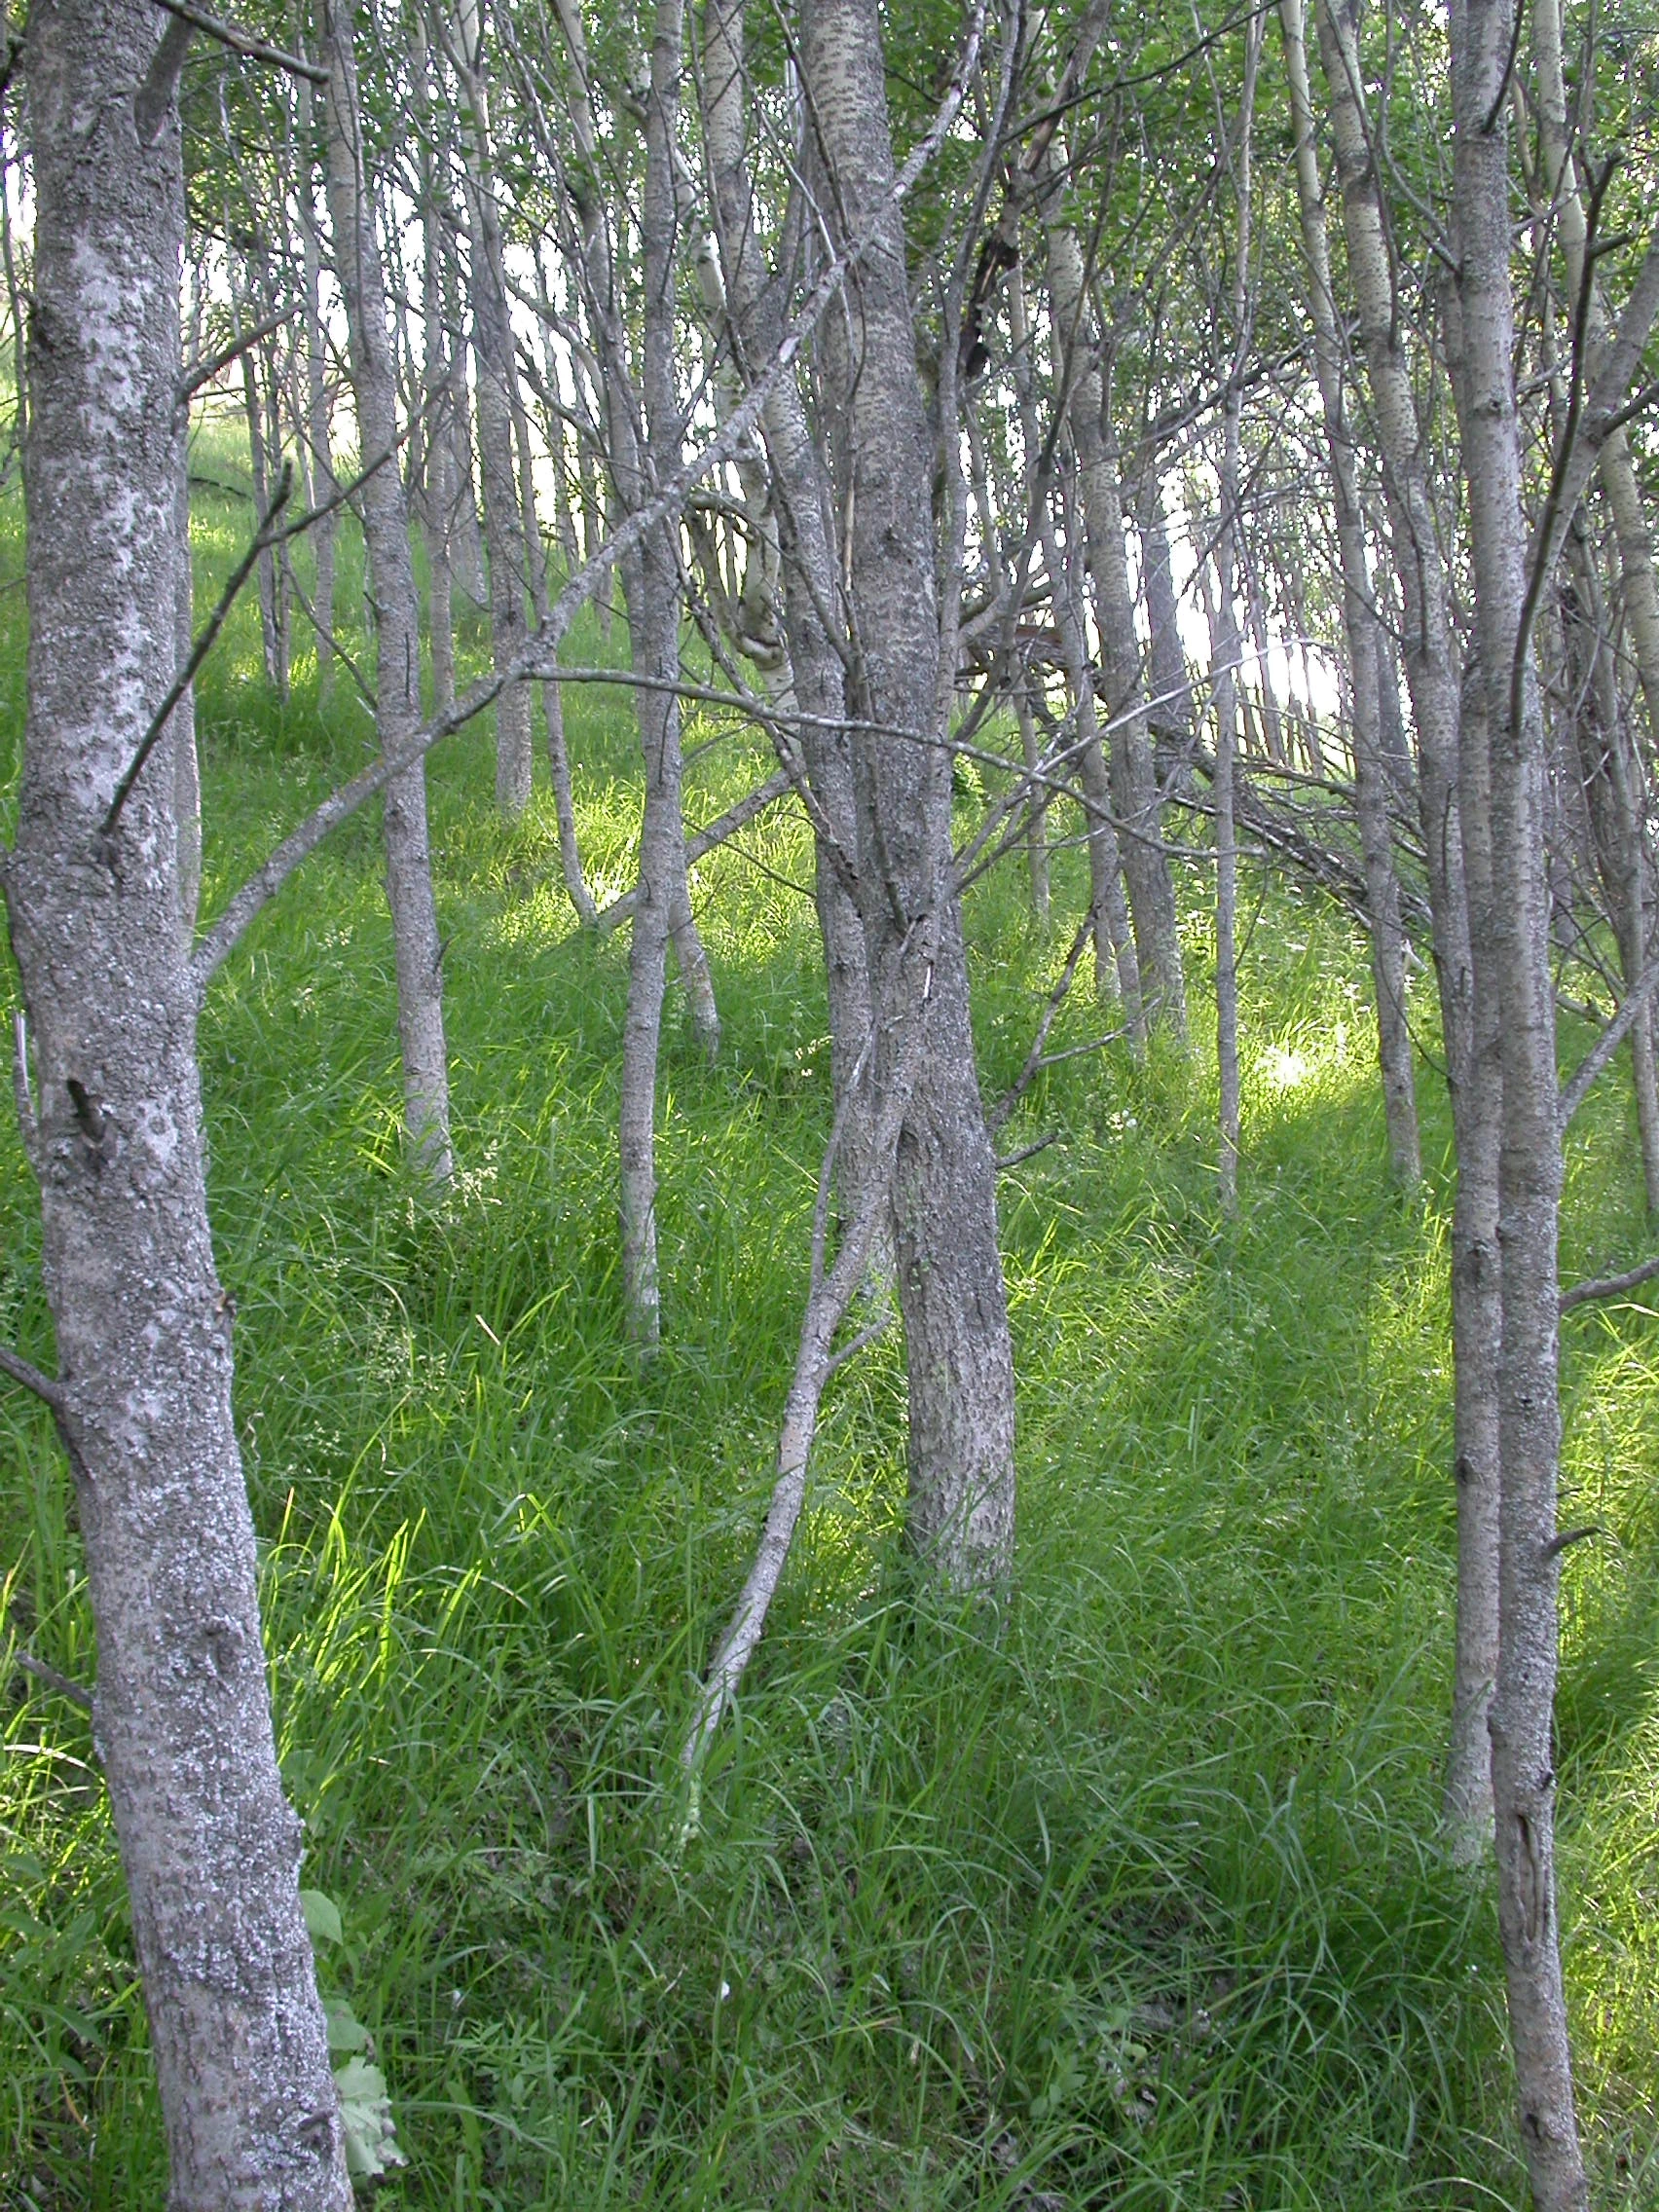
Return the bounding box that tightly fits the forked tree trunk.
[1449,0,1587,2198]
[1279,0,1419,1185]
[0,3,350,2198]
[1315,0,1499,1848]
[804,0,1017,1581]
[323,0,452,1180]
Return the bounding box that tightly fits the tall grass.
[2,438,1656,2207]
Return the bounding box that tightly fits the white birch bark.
[0,3,350,2196]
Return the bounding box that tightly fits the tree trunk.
[804,0,1017,1582]
[323,0,452,1180]
[704,0,884,1252]
[1279,0,1419,1185]
[295,58,337,703]
[0,4,350,2198]
[1040,195,1186,1042]
[1208,461,1243,1217]
[456,18,535,816]
[417,85,457,712]
[1133,466,1198,790]
[1563,520,1659,1208]
[1315,0,1499,1847]
[1449,0,1588,2197]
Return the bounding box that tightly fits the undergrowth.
[2,431,1657,2207]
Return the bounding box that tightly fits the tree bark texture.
[803,0,1017,1582]
[323,0,453,1181]
[456,18,535,816]
[1315,0,1499,1846]
[704,0,885,1255]
[1,4,350,2199]
[1449,0,1588,2197]
[1279,0,1419,1185]
[1039,198,1186,1042]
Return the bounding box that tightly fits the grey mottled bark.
[703,0,884,1253]
[804,0,1017,1581]
[456,5,535,816]
[1279,0,1419,1185]
[0,3,350,2198]
[323,0,452,1180]
[1039,194,1186,1041]
[1449,0,1586,2197]
[1315,0,1498,1846]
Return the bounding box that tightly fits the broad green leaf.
[335,2055,408,2180]
[299,1889,343,1946]
[323,1995,370,2054]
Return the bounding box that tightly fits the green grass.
[2,425,1658,2207]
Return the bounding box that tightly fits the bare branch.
[1558,951,1659,1128]
[178,307,293,401]
[12,1650,94,1714]
[147,0,326,80]
[0,1341,65,1413]
[100,462,293,851]
[1560,1254,1659,1312]
[596,769,794,933]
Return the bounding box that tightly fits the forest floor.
[2,457,1658,2209]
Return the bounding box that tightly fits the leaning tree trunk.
[1315,0,1499,1849]
[1450,0,1587,2198]
[322,0,452,1180]
[804,0,1017,1581]
[1279,0,1419,1185]
[0,2,350,2199]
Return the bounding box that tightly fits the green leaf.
[299,1889,343,1946]
[335,2055,408,2180]
[323,1995,370,2054]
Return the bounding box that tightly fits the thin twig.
[100,462,293,849]
[178,308,292,401]
[1558,950,1659,1128]
[12,1651,94,1714]
[0,1342,65,1413]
